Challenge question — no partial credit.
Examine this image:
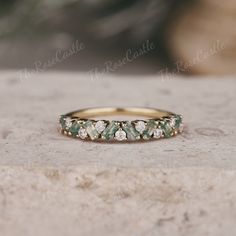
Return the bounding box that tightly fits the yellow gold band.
[67,107,173,119]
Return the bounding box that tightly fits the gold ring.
[59,107,183,142]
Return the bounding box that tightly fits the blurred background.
[0,0,235,76]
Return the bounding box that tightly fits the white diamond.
[153,128,163,139]
[115,129,127,141]
[179,123,184,133]
[65,117,72,129]
[135,121,146,134]
[78,128,88,139]
[95,120,106,134]
[169,118,176,128]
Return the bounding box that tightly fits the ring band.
[59,107,183,142]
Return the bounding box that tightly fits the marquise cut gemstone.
[95,120,106,134]
[78,128,88,139]
[135,121,146,134]
[65,117,72,129]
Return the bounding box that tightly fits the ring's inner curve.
[67,107,172,119]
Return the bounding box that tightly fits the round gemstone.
[135,121,146,134]
[115,129,127,141]
[65,117,72,129]
[153,128,163,139]
[179,123,184,133]
[95,120,106,134]
[169,118,176,128]
[78,128,88,139]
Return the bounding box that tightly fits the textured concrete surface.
[0,71,236,236]
[1,166,236,236]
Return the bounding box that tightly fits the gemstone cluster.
[59,114,183,142]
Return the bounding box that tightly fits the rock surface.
[0,71,236,236]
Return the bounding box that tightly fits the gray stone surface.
[0,71,236,236]
[1,166,236,236]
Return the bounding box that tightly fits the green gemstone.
[101,121,119,140]
[122,122,140,141]
[160,120,173,138]
[142,120,157,139]
[84,121,99,140]
[59,115,66,129]
[174,115,182,129]
[60,115,72,130]
[69,121,81,136]
[59,115,65,123]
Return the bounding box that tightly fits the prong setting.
[59,110,183,142]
